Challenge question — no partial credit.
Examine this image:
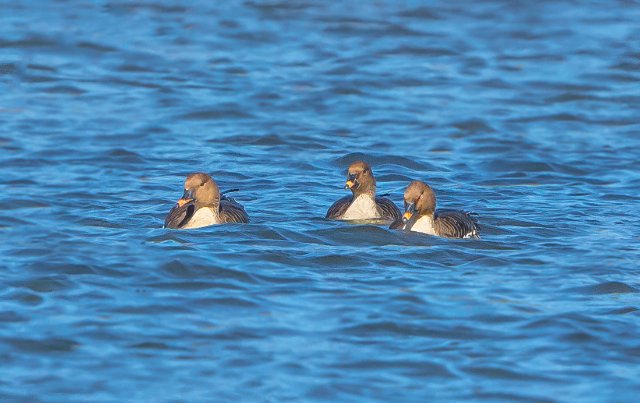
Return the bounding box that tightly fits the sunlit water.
[1,1,640,400]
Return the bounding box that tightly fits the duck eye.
[200,182,205,187]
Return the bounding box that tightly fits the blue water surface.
[1,1,640,401]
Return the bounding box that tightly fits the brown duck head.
[344,160,376,196]
[402,180,436,222]
[176,172,220,207]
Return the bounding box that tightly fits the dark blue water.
[2,1,640,400]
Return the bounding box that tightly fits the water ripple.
[1,0,639,400]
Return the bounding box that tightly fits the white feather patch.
[181,206,219,229]
[408,215,437,235]
[341,194,381,220]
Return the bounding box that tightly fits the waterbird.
[164,172,249,229]
[326,161,401,222]
[390,180,479,238]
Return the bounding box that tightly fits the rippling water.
[2,1,640,400]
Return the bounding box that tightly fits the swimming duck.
[164,172,249,229]
[391,180,479,238]
[326,161,401,222]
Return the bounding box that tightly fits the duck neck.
[353,185,376,199]
[198,200,221,216]
[422,211,435,220]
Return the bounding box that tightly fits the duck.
[326,161,401,222]
[164,172,249,229]
[390,180,479,238]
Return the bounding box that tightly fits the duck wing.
[434,210,480,239]
[388,217,405,230]
[219,195,249,223]
[164,201,196,229]
[375,196,402,222]
[325,195,353,219]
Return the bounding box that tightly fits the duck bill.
[402,203,415,223]
[176,189,194,207]
[176,198,193,207]
[344,175,358,190]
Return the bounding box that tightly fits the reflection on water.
[1,0,639,400]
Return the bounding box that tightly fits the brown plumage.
[326,161,401,222]
[390,180,479,239]
[164,172,249,229]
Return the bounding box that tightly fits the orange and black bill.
[344,174,358,190]
[176,189,194,207]
[402,202,415,223]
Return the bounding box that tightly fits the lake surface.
[2,0,640,400]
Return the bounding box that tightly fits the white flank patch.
[341,194,381,220]
[463,229,478,239]
[182,207,219,229]
[409,215,437,235]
